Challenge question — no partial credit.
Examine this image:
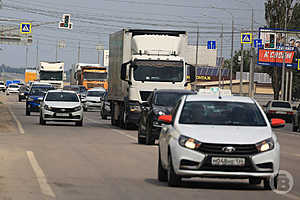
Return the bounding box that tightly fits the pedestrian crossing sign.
[20,23,32,34]
[241,33,252,44]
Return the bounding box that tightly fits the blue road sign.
[207,41,216,49]
[254,39,262,48]
[241,33,252,44]
[20,23,31,34]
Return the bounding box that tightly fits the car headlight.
[73,106,82,111]
[178,135,202,150]
[44,105,53,111]
[256,138,274,152]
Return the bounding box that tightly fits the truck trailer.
[108,29,195,129]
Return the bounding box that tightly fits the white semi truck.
[38,61,65,89]
[108,29,195,129]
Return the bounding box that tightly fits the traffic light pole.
[281,4,288,100]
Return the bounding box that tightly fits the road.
[0,93,300,200]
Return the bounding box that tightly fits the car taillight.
[269,110,276,114]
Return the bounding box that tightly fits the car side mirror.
[158,115,172,125]
[271,118,285,128]
[121,63,129,81]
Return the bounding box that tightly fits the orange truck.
[25,69,37,84]
[73,64,108,90]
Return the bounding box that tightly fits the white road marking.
[112,129,137,142]
[8,106,25,134]
[26,151,56,198]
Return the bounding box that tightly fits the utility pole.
[281,3,288,100]
[230,18,234,92]
[218,24,223,89]
[77,41,81,63]
[36,40,39,69]
[55,40,58,61]
[285,70,289,101]
[25,45,28,68]
[240,43,244,95]
[249,8,255,97]
[196,25,199,66]
[289,71,293,102]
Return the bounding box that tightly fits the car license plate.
[56,113,69,117]
[211,157,245,166]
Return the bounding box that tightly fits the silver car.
[40,90,83,126]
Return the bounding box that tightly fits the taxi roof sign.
[198,87,232,96]
[241,33,252,44]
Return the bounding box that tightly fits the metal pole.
[249,8,254,97]
[25,45,28,68]
[55,40,58,61]
[36,40,39,69]
[77,41,80,63]
[289,71,293,102]
[230,18,234,92]
[285,70,289,101]
[240,43,244,95]
[98,51,100,64]
[219,24,223,89]
[196,25,199,65]
[281,3,288,100]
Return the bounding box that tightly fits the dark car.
[26,84,55,116]
[18,85,29,102]
[63,85,87,99]
[100,92,111,120]
[138,89,196,145]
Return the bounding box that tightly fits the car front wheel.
[75,119,83,126]
[168,154,181,187]
[39,113,46,125]
[158,150,168,182]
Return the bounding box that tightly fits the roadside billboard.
[258,28,300,68]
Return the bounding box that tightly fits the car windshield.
[272,101,291,108]
[30,87,54,96]
[83,72,107,80]
[9,85,19,88]
[133,60,184,82]
[179,101,267,127]
[154,92,191,107]
[40,71,63,81]
[45,92,79,102]
[87,90,105,97]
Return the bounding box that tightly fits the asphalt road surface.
[0,93,300,200]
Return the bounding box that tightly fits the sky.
[0,0,266,70]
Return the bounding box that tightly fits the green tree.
[264,0,300,99]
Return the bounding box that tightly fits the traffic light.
[59,14,72,30]
[265,33,276,49]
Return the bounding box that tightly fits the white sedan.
[158,94,282,189]
[6,84,20,95]
[40,90,83,126]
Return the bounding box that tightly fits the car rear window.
[45,92,79,102]
[271,101,291,108]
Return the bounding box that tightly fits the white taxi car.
[158,94,282,189]
[40,90,83,126]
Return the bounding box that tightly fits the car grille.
[87,83,104,88]
[51,107,77,113]
[140,91,152,101]
[197,143,259,155]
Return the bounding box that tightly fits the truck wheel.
[158,149,168,182]
[168,154,181,187]
[18,97,21,102]
[26,109,30,116]
[39,114,46,125]
[292,125,298,132]
[111,104,117,126]
[122,110,129,130]
[146,120,155,145]
[138,123,146,144]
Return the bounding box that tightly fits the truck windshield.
[133,60,184,82]
[83,72,107,80]
[40,71,63,81]
[179,101,267,127]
